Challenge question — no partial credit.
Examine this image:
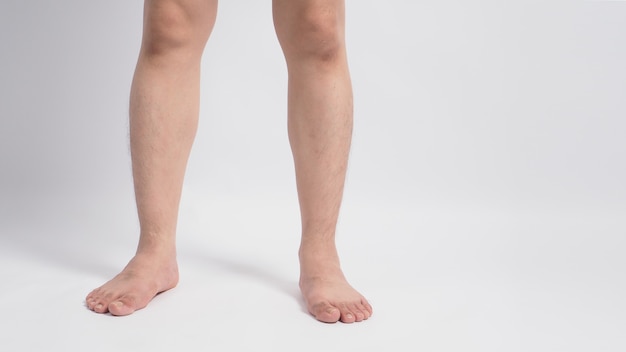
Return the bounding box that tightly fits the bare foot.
[85,249,179,316]
[299,246,373,323]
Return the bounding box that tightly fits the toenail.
[95,304,103,310]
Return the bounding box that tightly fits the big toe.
[310,301,341,323]
[108,299,137,316]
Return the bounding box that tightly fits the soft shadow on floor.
[181,244,307,314]
[0,226,121,278]
[0,193,134,278]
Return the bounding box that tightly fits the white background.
[1,1,624,351]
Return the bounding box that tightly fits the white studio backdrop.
[1,1,624,217]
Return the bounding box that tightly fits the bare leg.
[86,0,217,316]
[273,0,372,323]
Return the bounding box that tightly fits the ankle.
[136,237,177,258]
[299,243,342,277]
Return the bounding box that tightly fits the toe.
[86,289,108,311]
[86,298,96,310]
[91,291,116,314]
[108,298,137,316]
[352,305,366,322]
[354,311,365,322]
[310,301,341,323]
[93,303,108,314]
[85,292,98,309]
[357,302,371,320]
[362,299,373,317]
[338,303,356,324]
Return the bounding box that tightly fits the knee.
[141,3,211,60]
[277,8,345,64]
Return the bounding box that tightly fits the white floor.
[1,190,624,352]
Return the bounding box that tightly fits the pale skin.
[85,0,372,323]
